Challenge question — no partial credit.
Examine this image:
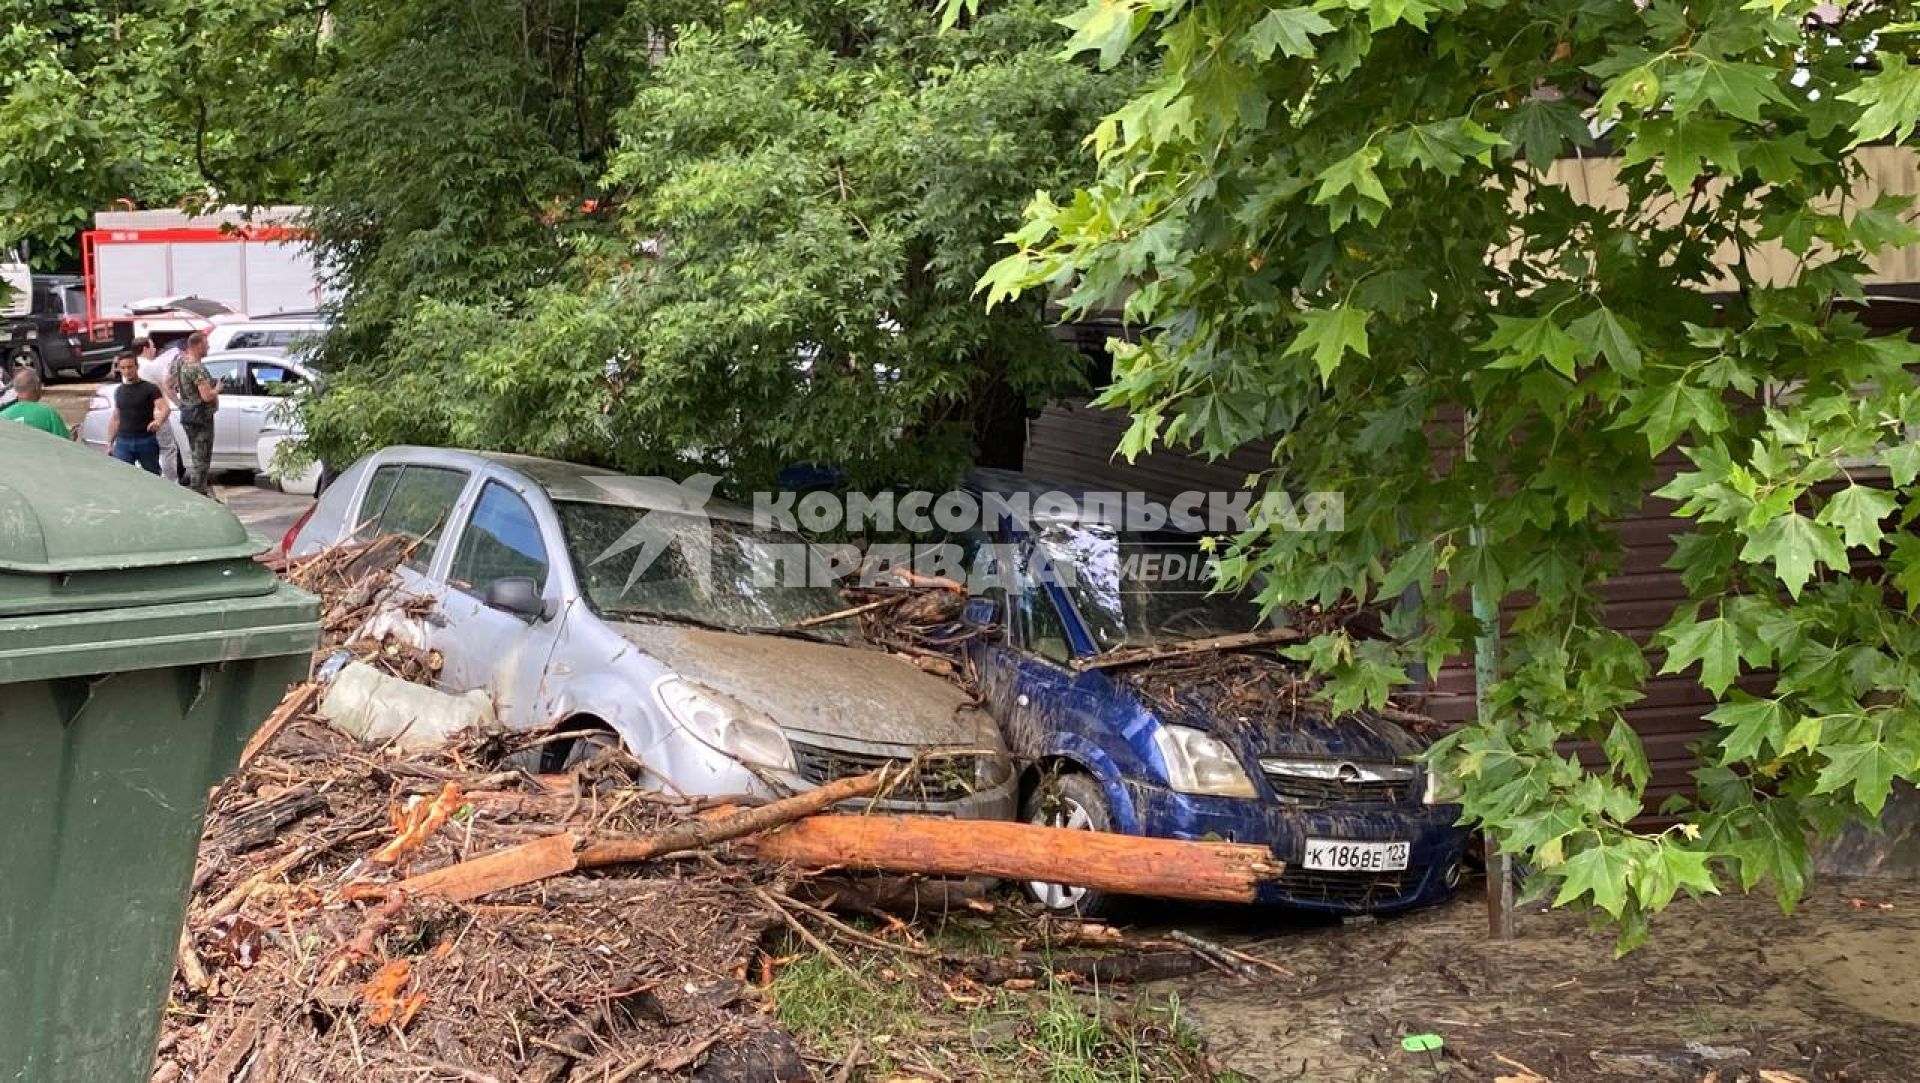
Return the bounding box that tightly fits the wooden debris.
[400,768,894,902]
[749,815,1283,903]
[240,682,319,768]
[1074,626,1304,671]
[390,830,581,903]
[370,780,463,864]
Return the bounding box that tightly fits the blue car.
[961,493,1471,917]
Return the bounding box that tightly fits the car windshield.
[1033,522,1276,652]
[555,501,854,642]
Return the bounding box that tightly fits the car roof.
[371,447,756,525]
[218,318,328,330]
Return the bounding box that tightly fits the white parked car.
[79,349,319,491]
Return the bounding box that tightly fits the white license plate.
[1303,839,1409,872]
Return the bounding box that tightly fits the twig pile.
[157,722,814,1083]
[286,534,439,679]
[829,572,980,682]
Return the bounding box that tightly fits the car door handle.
[424,609,449,628]
[1016,694,1030,707]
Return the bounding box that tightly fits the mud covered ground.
[1160,877,1920,1082]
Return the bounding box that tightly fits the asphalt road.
[44,379,316,544]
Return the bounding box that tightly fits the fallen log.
[751,817,1281,904]
[396,769,893,902]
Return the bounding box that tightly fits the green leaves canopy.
[976,0,1920,946]
[293,0,1125,489]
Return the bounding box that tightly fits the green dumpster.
[0,425,319,1083]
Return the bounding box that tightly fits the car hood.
[1222,709,1429,763]
[614,622,995,748]
[1118,656,1430,763]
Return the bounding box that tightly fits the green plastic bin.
[0,425,319,1083]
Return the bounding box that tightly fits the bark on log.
[750,817,1281,903]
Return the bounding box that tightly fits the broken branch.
[749,816,1282,904]
[1073,627,1304,671]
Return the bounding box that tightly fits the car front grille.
[790,740,982,804]
[1258,760,1417,805]
[1272,865,1427,908]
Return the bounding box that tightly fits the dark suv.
[4,275,130,380]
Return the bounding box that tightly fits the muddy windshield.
[1033,523,1275,652]
[556,502,853,641]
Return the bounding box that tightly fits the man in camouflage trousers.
[172,331,220,496]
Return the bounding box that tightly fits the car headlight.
[651,676,795,772]
[1152,725,1257,798]
[1423,764,1464,805]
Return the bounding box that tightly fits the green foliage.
[0,0,325,257]
[295,0,1127,490]
[974,0,1920,942]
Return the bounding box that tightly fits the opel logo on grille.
[1335,762,1362,784]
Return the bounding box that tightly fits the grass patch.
[768,933,1225,1081]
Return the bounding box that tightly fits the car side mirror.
[962,596,1004,632]
[485,576,549,623]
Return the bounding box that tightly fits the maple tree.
[971,0,1920,946]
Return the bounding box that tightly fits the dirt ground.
[1159,877,1920,1082]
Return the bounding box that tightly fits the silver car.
[287,446,1017,816]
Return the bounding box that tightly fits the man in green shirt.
[1,369,71,439]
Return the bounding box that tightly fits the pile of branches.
[286,534,438,680]
[800,571,980,682]
[158,720,835,1083]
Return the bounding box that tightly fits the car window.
[358,464,469,570]
[205,359,246,395]
[449,483,549,597]
[250,362,303,394]
[1019,588,1073,664]
[355,465,403,531]
[60,286,87,316]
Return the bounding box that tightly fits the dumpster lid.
[0,424,263,575]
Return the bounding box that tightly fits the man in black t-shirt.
[106,349,170,475]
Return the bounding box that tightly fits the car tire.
[555,730,621,772]
[1021,771,1117,918]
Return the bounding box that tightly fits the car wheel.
[554,729,622,772]
[1021,771,1116,917]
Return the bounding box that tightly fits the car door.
[200,358,249,464]
[429,479,566,728]
[972,540,1112,763]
